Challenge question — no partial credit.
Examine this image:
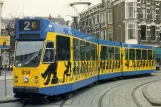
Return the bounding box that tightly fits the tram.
[12,18,155,99]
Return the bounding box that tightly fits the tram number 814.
[22,70,30,75]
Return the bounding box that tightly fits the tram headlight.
[34,76,38,83]
[23,76,29,83]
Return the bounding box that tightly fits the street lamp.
[0,1,3,36]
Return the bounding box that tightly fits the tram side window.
[129,49,135,60]
[56,36,70,60]
[43,42,54,63]
[91,44,96,60]
[115,47,120,60]
[153,50,155,60]
[95,45,97,60]
[108,47,115,60]
[80,41,85,60]
[73,38,79,61]
[142,50,147,60]
[125,48,129,60]
[101,46,107,60]
[86,42,91,60]
[148,50,152,60]
[136,49,141,60]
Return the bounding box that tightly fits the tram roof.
[16,18,97,43]
[122,43,154,49]
[98,39,121,47]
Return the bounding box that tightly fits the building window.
[101,30,106,40]
[108,9,112,24]
[96,15,99,24]
[108,29,112,41]
[126,23,136,40]
[104,12,106,26]
[108,0,111,6]
[140,4,146,19]
[92,16,95,25]
[141,25,146,40]
[150,26,156,40]
[160,6,161,20]
[126,2,136,19]
[101,12,103,23]
[151,4,156,20]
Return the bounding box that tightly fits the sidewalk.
[143,71,161,106]
[0,95,17,103]
[0,70,12,81]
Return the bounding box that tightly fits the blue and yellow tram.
[12,18,155,99]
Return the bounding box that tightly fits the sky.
[2,0,101,20]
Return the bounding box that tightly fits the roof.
[99,39,121,47]
[34,16,66,25]
[122,43,154,49]
[16,18,155,50]
[16,18,97,43]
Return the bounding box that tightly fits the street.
[0,71,161,107]
[0,71,13,98]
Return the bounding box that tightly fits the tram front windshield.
[14,41,43,67]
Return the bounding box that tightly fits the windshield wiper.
[18,51,39,66]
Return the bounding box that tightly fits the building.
[111,0,161,46]
[106,0,113,41]
[79,3,102,39]
[35,15,66,25]
[79,0,113,40]
[0,1,3,36]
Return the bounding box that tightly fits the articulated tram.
[12,18,155,99]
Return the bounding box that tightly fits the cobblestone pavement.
[1,71,161,107]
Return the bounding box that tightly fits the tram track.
[20,74,161,107]
[132,79,161,107]
[98,78,135,107]
[98,75,161,107]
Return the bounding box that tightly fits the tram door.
[56,35,72,83]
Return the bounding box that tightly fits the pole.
[2,41,7,97]
[4,62,6,97]
[0,49,1,76]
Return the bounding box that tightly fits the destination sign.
[19,20,40,31]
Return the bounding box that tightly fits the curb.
[0,78,12,81]
[0,98,17,103]
[142,84,161,106]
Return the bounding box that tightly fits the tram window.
[115,47,120,60]
[148,50,152,60]
[73,38,79,61]
[142,50,147,60]
[125,48,129,60]
[80,41,85,60]
[86,42,91,60]
[129,49,135,60]
[108,47,114,60]
[101,46,107,60]
[153,50,155,60]
[91,44,96,60]
[56,36,70,60]
[46,42,54,48]
[95,45,97,60]
[136,49,141,60]
[43,42,54,63]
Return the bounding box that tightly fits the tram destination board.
[19,20,40,31]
